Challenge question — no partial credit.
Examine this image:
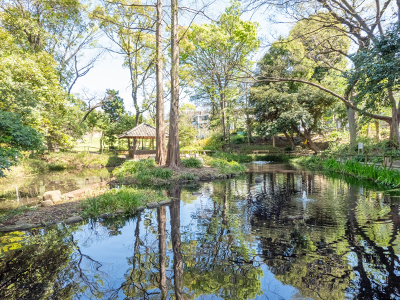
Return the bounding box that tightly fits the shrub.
[181,157,202,168]
[113,158,156,177]
[153,168,173,179]
[180,173,195,180]
[231,135,246,144]
[203,133,224,150]
[210,158,246,174]
[81,186,166,216]
[48,163,67,171]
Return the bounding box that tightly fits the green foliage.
[203,133,225,150]
[152,168,173,179]
[0,110,43,177]
[293,156,400,188]
[181,157,203,168]
[81,186,166,216]
[180,173,195,180]
[113,158,173,183]
[209,158,246,174]
[212,152,253,163]
[231,134,246,144]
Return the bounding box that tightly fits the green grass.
[292,155,400,188]
[181,157,203,168]
[80,186,167,217]
[209,158,247,174]
[113,158,173,184]
[0,206,39,223]
[180,173,195,180]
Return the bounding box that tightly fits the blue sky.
[71,0,291,114]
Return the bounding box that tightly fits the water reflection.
[1,163,400,299]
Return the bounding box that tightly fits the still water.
[1,163,400,299]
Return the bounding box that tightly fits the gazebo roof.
[118,123,168,139]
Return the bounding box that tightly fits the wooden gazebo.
[118,123,168,159]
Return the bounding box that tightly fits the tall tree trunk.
[220,94,226,150]
[272,135,275,147]
[375,120,381,141]
[157,206,167,299]
[283,131,294,148]
[346,106,358,152]
[388,87,400,147]
[155,0,166,165]
[169,186,183,300]
[166,0,181,168]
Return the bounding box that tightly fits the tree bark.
[157,206,167,299]
[155,0,166,165]
[347,105,358,152]
[388,87,400,147]
[272,135,275,147]
[375,120,381,141]
[283,131,294,148]
[292,126,320,153]
[166,0,181,168]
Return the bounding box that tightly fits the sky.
[71,0,292,115]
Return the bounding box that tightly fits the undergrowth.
[81,186,166,216]
[292,156,400,188]
[181,157,203,168]
[113,158,173,184]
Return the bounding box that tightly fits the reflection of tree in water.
[248,171,400,299]
[185,182,263,299]
[0,225,107,299]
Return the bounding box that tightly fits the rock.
[64,193,74,200]
[136,206,145,211]
[158,199,172,205]
[43,190,62,203]
[230,174,235,178]
[115,209,125,214]
[0,223,37,232]
[147,202,159,208]
[197,157,204,164]
[41,200,54,207]
[192,192,202,196]
[63,216,84,224]
[255,177,263,183]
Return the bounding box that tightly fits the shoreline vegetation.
[292,156,400,188]
[0,156,249,231]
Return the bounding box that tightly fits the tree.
[155,0,166,165]
[251,83,336,152]
[250,18,347,152]
[245,0,400,147]
[0,28,80,149]
[183,1,259,148]
[0,0,101,92]
[0,111,43,177]
[178,104,197,148]
[166,0,181,168]
[92,0,155,127]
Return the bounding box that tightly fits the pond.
[0,168,113,208]
[1,162,400,299]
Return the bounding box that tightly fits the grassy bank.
[208,151,291,164]
[80,186,167,217]
[113,157,247,185]
[2,152,124,178]
[292,156,400,188]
